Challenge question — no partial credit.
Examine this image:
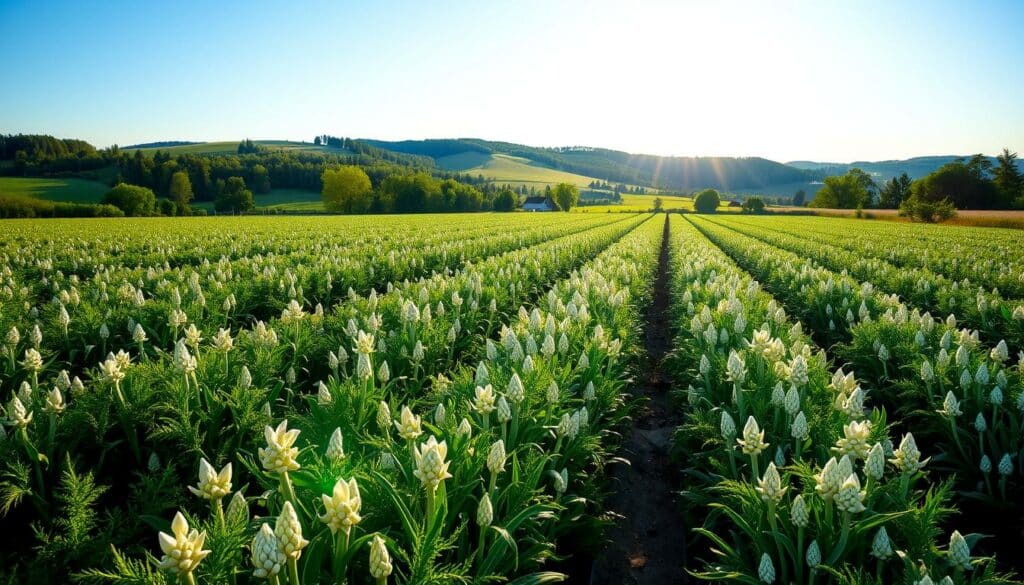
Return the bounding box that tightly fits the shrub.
[92,204,125,217]
[899,196,957,223]
[694,189,720,213]
[741,197,765,214]
[103,183,156,216]
[0,195,125,218]
[158,198,178,216]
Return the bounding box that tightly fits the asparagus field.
[1,212,1023,585]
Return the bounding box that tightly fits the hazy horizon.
[2,0,1022,163]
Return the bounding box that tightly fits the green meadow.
[0,176,110,202]
[437,151,610,189]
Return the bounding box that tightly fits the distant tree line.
[586,180,647,194]
[121,141,200,149]
[1,134,514,216]
[808,149,1023,220]
[0,134,96,160]
[237,138,263,154]
[321,166,528,214]
[0,134,107,175]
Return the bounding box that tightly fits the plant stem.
[426,486,436,528]
[767,504,787,584]
[287,557,300,585]
[726,445,738,479]
[214,498,225,528]
[333,527,350,580]
[795,527,804,585]
[949,418,965,461]
[735,382,745,420]
[280,471,297,506]
[475,525,487,569]
[826,512,851,565]
[48,412,57,457]
[509,403,519,447]
[20,427,45,494]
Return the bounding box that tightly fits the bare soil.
[586,215,688,585]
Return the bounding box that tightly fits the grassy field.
[123,140,343,156]
[436,152,604,189]
[574,194,745,213]
[575,194,678,212]
[0,176,110,202]
[771,206,1024,229]
[0,177,325,212]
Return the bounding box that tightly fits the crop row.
[667,215,1014,584]
[0,214,628,373]
[685,215,1024,571]
[705,215,1024,351]
[737,215,1024,299]
[0,214,653,582]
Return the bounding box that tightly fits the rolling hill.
[363,138,817,194]
[123,140,344,156]
[435,152,610,189]
[785,155,1000,180]
[10,134,1006,208]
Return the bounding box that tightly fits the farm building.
[522,196,556,211]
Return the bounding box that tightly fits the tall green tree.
[322,166,373,213]
[792,189,806,207]
[168,171,193,214]
[994,148,1022,208]
[911,160,997,209]
[492,188,518,212]
[809,172,871,209]
[214,177,254,212]
[380,172,438,213]
[878,172,912,208]
[846,168,878,205]
[552,183,579,212]
[250,164,271,194]
[693,188,720,213]
[439,179,484,212]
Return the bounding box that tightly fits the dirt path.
[587,214,688,585]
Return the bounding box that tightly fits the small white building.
[522,196,556,211]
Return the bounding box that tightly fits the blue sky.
[1,0,1021,162]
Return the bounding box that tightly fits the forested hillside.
[364,138,817,191]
